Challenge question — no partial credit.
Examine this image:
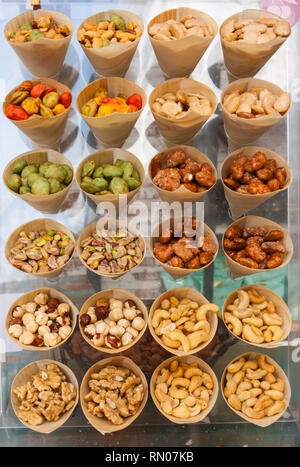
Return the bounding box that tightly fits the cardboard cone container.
[11,359,79,433]
[3,149,74,214]
[222,215,293,279]
[221,352,291,427]
[220,9,291,79]
[3,78,72,147]
[149,78,217,145]
[149,287,218,356]
[5,218,75,279]
[76,77,147,147]
[6,287,77,351]
[75,148,145,209]
[149,145,217,203]
[221,78,290,146]
[4,9,73,77]
[80,356,148,433]
[150,355,218,424]
[221,146,292,218]
[222,284,291,349]
[148,7,218,79]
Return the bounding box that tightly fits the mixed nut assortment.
[7,13,71,42]
[152,90,213,119]
[81,87,142,117]
[149,16,214,40]
[8,229,74,273]
[80,297,146,350]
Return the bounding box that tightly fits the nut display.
[78,13,142,48]
[84,364,145,425]
[223,354,286,419]
[8,229,74,273]
[152,90,213,119]
[223,151,287,194]
[81,87,142,117]
[6,13,71,42]
[149,16,214,40]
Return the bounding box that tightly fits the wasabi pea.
[13,160,28,174]
[39,161,54,177]
[103,165,123,178]
[131,168,140,181]
[80,181,99,194]
[27,173,42,188]
[81,99,98,117]
[92,166,104,179]
[82,176,94,184]
[62,165,73,184]
[44,164,66,183]
[110,13,126,30]
[27,29,45,41]
[20,21,32,31]
[31,178,50,195]
[48,178,62,194]
[93,177,108,191]
[21,164,38,182]
[126,177,141,190]
[82,161,95,178]
[109,177,129,194]
[8,174,22,192]
[19,186,31,195]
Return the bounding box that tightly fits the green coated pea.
[19,186,31,194]
[131,168,140,181]
[61,164,73,185]
[31,177,50,195]
[93,177,108,191]
[27,29,45,41]
[20,21,32,31]
[12,160,28,174]
[48,177,62,194]
[7,174,22,192]
[82,161,95,178]
[102,38,110,47]
[109,177,129,195]
[39,162,53,177]
[27,173,42,188]
[110,13,126,30]
[92,166,104,179]
[44,164,66,183]
[103,165,123,178]
[80,181,99,194]
[126,177,141,191]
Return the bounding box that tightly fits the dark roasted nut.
[242,227,267,238]
[246,236,264,245]
[95,306,109,320]
[240,172,255,185]
[195,170,215,187]
[261,241,286,254]
[235,256,259,269]
[230,162,245,180]
[224,177,240,190]
[225,225,243,239]
[172,238,198,262]
[153,242,174,263]
[153,168,181,191]
[184,182,198,192]
[224,237,246,251]
[186,256,200,269]
[267,178,280,191]
[264,159,276,173]
[159,228,173,244]
[96,298,109,308]
[9,317,22,326]
[257,168,273,181]
[47,298,60,310]
[267,252,283,269]
[166,149,186,168]
[170,256,185,268]
[182,158,202,175]
[126,299,137,308]
[199,252,213,265]
[50,322,61,332]
[264,230,284,241]
[245,243,267,263]
[248,180,271,194]
[237,185,249,194]
[201,236,217,254]
[274,167,286,188]
[251,152,267,171]
[151,155,162,178]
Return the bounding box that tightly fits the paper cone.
[149,144,217,203]
[221,352,291,427]
[221,78,290,145]
[79,288,148,354]
[3,148,74,214]
[222,215,293,279]
[220,9,290,79]
[149,78,217,145]
[77,10,143,77]
[76,148,145,209]
[148,7,218,78]
[150,355,218,424]
[4,9,73,77]
[149,216,219,280]
[76,77,147,147]
[11,359,79,434]
[77,219,146,280]
[222,284,291,349]
[3,78,72,147]
[221,146,292,218]
[149,287,218,356]
[80,356,148,433]
[6,287,77,351]
[5,218,75,279]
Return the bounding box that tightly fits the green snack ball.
[27,29,45,41]
[109,177,129,195]
[20,21,33,31]
[44,164,66,183]
[103,165,123,178]
[7,174,22,192]
[19,186,31,194]
[82,161,96,178]
[102,38,110,47]
[115,160,133,179]
[42,92,60,109]
[131,168,140,181]
[48,177,62,194]
[126,177,141,191]
[110,13,126,30]
[39,103,54,117]
[80,181,99,194]
[92,166,104,179]
[93,177,108,191]
[21,164,38,180]
[31,177,50,195]
[81,99,98,117]
[13,160,28,174]
[39,162,53,176]
[27,173,42,188]
[61,165,73,185]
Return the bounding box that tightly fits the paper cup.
[221,352,291,427]
[149,78,217,145]
[220,9,291,79]
[5,218,75,279]
[79,288,148,354]
[149,145,217,203]
[150,355,218,424]
[222,285,291,348]
[6,287,77,351]
[3,78,72,147]
[80,356,148,433]
[76,77,147,147]
[148,7,218,78]
[4,9,73,77]
[3,148,74,214]
[149,287,218,356]
[221,146,292,218]
[222,215,293,279]
[75,148,145,209]
[11,359,79,433]
[221,78,290,145]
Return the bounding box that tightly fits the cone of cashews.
[221,146,292,219]
[148,7,218,78]
[76,77,147,147]
[4,9,73,77]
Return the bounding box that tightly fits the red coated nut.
[106,335,121,348]
[95,306,109,320]
[80,313,91,327]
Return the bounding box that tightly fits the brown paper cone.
[11,359,79,433]
[149,145,217,203]
[79,288,148,354]
[221,78,289,145]
[3,148,74,214]
[148,7,218,78]
[75,148,145,208]
[77,219,146,280]
[221,352,291,427]
[222,285,291,349]
[80,356,148,433]
[5,218,75,279]
[222,215,293,279]
[221,146,292,218]
[149,287,218,356]
[149,217,219,280]
[6,287,77,351]
[149,78,217,145]
[77,10,143,77]
[3,78,72,147]
[150,355,218,424]
[4,9,73,77]
[220,9,290,79]
[76,77,147,147]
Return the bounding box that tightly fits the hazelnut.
[126,299,137,308]
[80,313,91,327]
[95,306,109,320]
[12,306,25,318]
[105,335,121,349]
[50,322,61,332]
[96,298,109,308]
[47,298,60,310]
[32,334,44,347]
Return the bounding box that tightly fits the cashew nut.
[232,370,245,385]
[271,378,284,392]
[184,367,203,379]
[189,375,202,393]
[246,368,268,380]
[170,360,178,372]
[171,377,190,389]
[169,386,189,399]
[243,406,265,419]
[232,308,253,320]
[242,325,265,344]
[264,390,284,401]
[161,334,181,349]
[242,317,264,328]
[248,289,266,304]
[224,379,237,398]
[202,373,213,389]
[171,366,184,378]
[242,360,258,371]
[268,325,283,342]
[227,359,245,374]
[224,312,243,336]
[184,396,196,407]
[237,290,250,309]
[236,381,252,394]
[157,368,170,384]
[196,303,219,321]
[152,309,170,328]
[262,312,283,326]
[187,330,209,349]
[172,403,190,418]
[167,330,190,352]
[258,354,275,373]
[238,390,251,402]
[189,403,201,417]
[227,394,241,411]
[253,395,273,412]
[266,400,285,417]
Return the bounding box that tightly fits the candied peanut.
[245,243,267,263]
[267,252,283,269]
